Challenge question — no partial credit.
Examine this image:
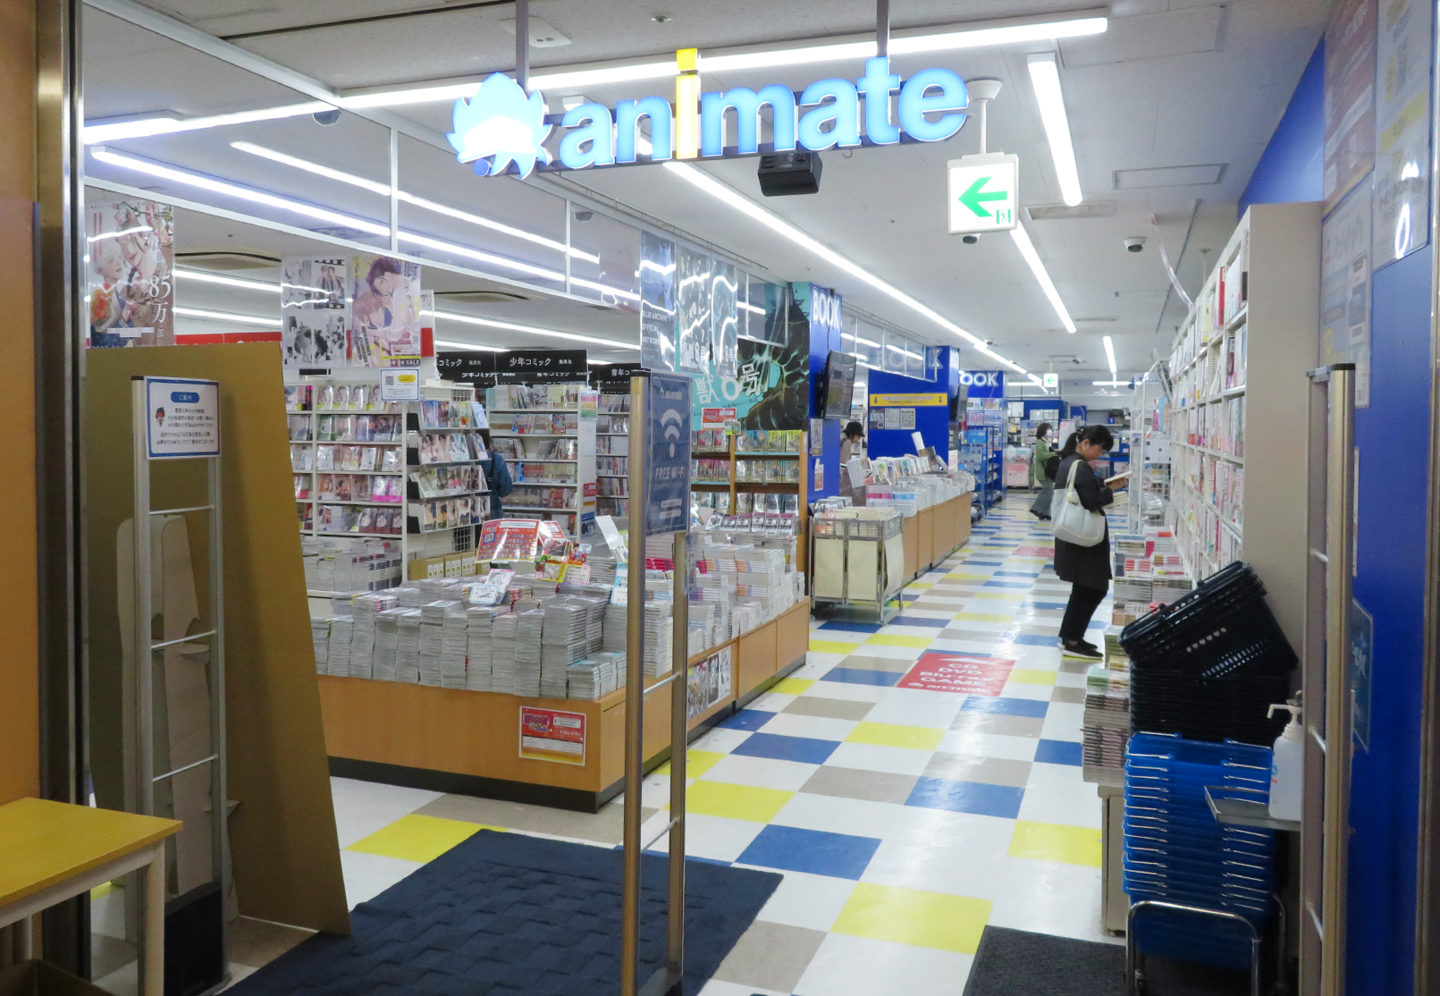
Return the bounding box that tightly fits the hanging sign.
[1042,372,1060,389]
[379,368,421,401]
[645,373,692,536]
[448,57,969,178]
[947,153,1019,234]
[145,377,220,459]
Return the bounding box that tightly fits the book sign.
[519,707,587,765]
[145,377,219,459]
[645,373,691,536]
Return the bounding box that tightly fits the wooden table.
[0,798,181,995]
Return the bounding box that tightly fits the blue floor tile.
[889,615,950,628]
[735,824,881,880]
[961,696,1049,718]
[1008,633,1062,647]
[819,620,884,633]
[730,732,840,765]
[994,570,1041,578]
[905,777,1025,819]
[899,591,923,601]
[983,581,1033,589]
[967,560,1004,566]
[1021,601,1068,611]
[719,709,774,732]
[820,667,904,687]
[1034,739,1083,766]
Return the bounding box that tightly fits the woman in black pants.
[1051,426,1124,660]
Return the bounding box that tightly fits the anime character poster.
[676,246,713,374]
[348,254,423,367]
[87,200,174,348]
[280,257,348,366]
[639,231,677,372]
[690,282,809,430]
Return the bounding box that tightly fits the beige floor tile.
[712,921,829,993]
[800,765,920,805]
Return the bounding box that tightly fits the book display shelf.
[1164,202,1318,641]
[594,394,630,520]
[485,382,599,542]
[691,427,809,574]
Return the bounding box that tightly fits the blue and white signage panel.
[145,377,220,459]
[646,373,692,536]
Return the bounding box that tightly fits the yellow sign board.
[869,393,947,407]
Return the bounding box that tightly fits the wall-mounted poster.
[676,245,713,374]
[691,283,809,429]
[280,257,348,365]
[1321,177,1373,407]
[711,262,739,379]
[1323,0,1377,213]
[87,199,174,348]
[1372,0,1432,267]
[639,232,676,372]
[349,254,423,367]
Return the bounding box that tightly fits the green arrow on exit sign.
[946,153,1019,235]
[958,176,1007,217]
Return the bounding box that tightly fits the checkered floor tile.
[323,497,1123,996]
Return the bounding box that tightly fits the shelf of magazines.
[484,382,600,543]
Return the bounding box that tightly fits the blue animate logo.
[447,73,553,178]
[449,56,968,178]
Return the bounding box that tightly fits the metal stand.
[1127,900,1262,996]
[1299,364,1356,996]
[621,373,691,996]
[129,376,228,995]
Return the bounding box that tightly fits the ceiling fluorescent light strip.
[92,147,634,299]
[1026,53,1083,208]
[433,338,506,352]
[661,162,1035,372]
[230,141,600,263]
[433,310,641,351]
[174,267,280,292]
[1009,222,1076,334]
[1103,334,1117,374]
[174,305,277,326]
[1092,380,1130,386]
[83,101,332,144]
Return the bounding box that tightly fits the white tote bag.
[1052,459,1107,547]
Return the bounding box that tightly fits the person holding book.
[1052,425,1125,660]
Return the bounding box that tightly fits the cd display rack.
[690,427,809,574]
[485,382,599,540]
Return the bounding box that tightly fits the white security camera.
[1124,237,1147,253]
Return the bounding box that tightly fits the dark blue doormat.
[228,830,781,996]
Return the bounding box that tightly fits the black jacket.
[1052,454,1114,591]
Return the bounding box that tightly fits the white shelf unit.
[1126,374,1172,534]
[485,382,600,540]
[1164,202,1318,643]
[404,382,492,576]
[595,393,631,518]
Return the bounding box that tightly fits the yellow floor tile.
[1009,821,1102,867]
[955,612,1014,622]
[866,634,933,648]
[833,882,992,954]
[968,592,1026,601]
[686,781,794,823]
[909,582,934,589]
[347,814,503,863]
[1008,669,1058,685]
[774,677,816,695]
[655,749,726,778]
[847,722,946,750]
[811,639,863,654]
[945,573,992,580]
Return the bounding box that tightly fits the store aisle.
[328,499,1118,996]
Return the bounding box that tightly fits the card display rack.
[486,382,599,541]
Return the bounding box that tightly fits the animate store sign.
[448,55,970,178]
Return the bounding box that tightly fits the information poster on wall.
[87,199,174,348]
[1324,0,1378,212]
[1372,0,1433,266]
[1321,178,1373,406]
[687,646,733,719]
[281,256,348,365]
[639,232,676,372]
[692,283,809,430]
[145,377,219,459]
[349,254,423,367]
[518,707,586,765]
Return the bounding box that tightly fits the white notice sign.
[947,153,1019,235]
[380,367,421,401]
[146,377,220,459]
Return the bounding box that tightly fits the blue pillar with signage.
[798,283,843,503]
[865,369,954,463]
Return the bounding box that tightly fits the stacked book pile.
[440,601,470,688]
[372,608,406,681]
[349,592,398,679]
[566,650,626,700]
[491,612,518,693]
[643,600,674,677]
[1082,627,1132,786]
[602,602,628,653]
[394,610,423,683]
[590,556,618,585]
[311,618,330,674]
[326,614,353,677]
[541,601,590,698]
[417,601,454,687]
[514,609,545,696]
[465,606,504,692]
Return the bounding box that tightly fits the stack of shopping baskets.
[1124,733,1278,972]
[1119,561,1295,745]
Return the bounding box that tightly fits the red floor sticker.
[1013,545,1054,557]
[898,652,1016,695]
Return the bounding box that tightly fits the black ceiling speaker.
[758,150,822,196]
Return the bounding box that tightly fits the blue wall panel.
[867,369,951,462]
[1238,40,1325,216]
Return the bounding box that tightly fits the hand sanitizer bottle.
[1267,698,1303,821]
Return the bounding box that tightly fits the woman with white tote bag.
[1049,426,1125,660]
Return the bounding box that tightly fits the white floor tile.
[1040,702,1086,742]
[823,740,935,776]
[1018,763,1104,829]
[339,850,422,909]
[329,777,444,849]
[939,730,1040,762]
[863,688,966,729]
[987,860,1115,945]
[749,690,798,712]
[877,624,950,639]
[860,812,1016,898]
[998,682,1053,701]
[897,608,961,620]
[849,644,928,661]
[751,869,860,931]
[691,726,756,753]
[773,791,913,840]
[699,981,788,996]
[701,753,821,791]
[805,681,890,703]
[801,652,848,672]
[670,813,766,862]
[758,712,861,741]
[928,638,1006,655]
[795,933,975,996]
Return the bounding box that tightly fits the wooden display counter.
[320,597,811,812]
[896,493,974,581]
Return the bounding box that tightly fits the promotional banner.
[87,199,174,348]
[691,283,809,430]
[1372,0,1432,267]
[1321,177,1373,406]
[348,254,424,367]
[639,231,676,372]
[1323,0,1377,212]
[280,256,349,365]
[676,245,713,374]
[711,261,740,379]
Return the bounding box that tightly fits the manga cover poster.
[280,257,348,366]
[349,254,423,367]
[87,200,174,348]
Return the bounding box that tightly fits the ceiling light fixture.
[88,224,153,242]
[433,338,507,352]
[432,310,641,351]
[1103,334,1117,374]
[174,305,277,326]
[230,141,600,263]
[82,101,333,144]
[174,267,280,292]
[1026,53,1083,207]
[1092,380,1131,386]
[1009,222,1076,333]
